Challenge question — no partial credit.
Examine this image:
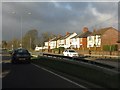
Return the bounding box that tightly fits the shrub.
[103,44,118,51]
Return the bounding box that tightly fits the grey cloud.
[2,2,118,41]
[91,2,118,15]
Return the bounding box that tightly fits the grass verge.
[31,56,119,88]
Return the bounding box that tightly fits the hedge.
[103,44,118,51]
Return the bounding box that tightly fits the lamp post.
[10,11,16,49]
[20,12,31,48]
[30,37,31,50]
[9,11,31,49]
[20,15,23,48]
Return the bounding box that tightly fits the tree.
[12,38,20,49]
[2,41,7,49]
[5,39,20,50]
[38,32,56,47]
[23,29,38,50]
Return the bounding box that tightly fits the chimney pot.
[66,32,70,35]
[83,27,88,32]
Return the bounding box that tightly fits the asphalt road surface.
[2,55,87,88]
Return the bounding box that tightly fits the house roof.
[91,27,116,35]
[50,36,63,41]
[77,31,92,38]
[71,31,91,39]
[59,33,73,40]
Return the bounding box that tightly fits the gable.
[91,27,114,35]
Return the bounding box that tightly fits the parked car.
[11,48,31,64]
[63,49,79,57]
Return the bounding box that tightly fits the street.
[2,55,86,88]
[2,51,119,89]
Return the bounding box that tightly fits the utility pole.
[30,37,31,50]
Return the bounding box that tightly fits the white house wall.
[77,38,81,48]
[87,36,95,48]
[49,41,56,49]
[56,40,58,48]
[95,35,101,47]
[44,33,77,49]
[70,38,77,48]
[59,39,65,47]
[87,35,101,48]
[45,42,48,46]
[65,33,77,48]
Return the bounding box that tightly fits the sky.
[2,0,119,41]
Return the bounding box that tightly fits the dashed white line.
[31,63,88,89]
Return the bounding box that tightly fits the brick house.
[87,27,119,51]
[71,27,91,50]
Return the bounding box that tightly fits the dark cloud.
[2,2,118,41]
[91,2,118,15]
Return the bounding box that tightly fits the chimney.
[66,32,70,35]
[83,27,88,33]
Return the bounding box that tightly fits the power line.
[88,14,117,30]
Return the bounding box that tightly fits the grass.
[31,56,119,88]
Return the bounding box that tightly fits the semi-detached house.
[58,32,77,49]
[70,27,91,50]
[45,36,62,49]
[44,32,77,49]
[43,27,120,51]
[87,27,119,50]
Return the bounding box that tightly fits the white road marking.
[2,71,11,78]
[31,63,88,89]
[2,60,11,63]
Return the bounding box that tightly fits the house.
[49,37,57,49]
[70,27,91,50]
[35,46,43,51]
[44,35,63,50]
[44,41,49,49]
[58,32,77,49]
[49,36,62,49]
[87,27,119,51]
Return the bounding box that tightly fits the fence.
[77,50,120,56]
[38,49,120,57]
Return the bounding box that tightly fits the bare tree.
[2,41,7,49]
[23,29,38,50]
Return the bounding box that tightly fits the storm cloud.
[2,1,118,41]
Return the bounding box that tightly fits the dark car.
[11,48,31,64]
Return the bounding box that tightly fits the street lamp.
[10,11,16,49]
[9,11,31,49]
[20,12,31,48]
[30,37,31,50]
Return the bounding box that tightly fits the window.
[16,49,29,54]
[89,36,92,41]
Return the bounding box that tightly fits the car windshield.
[69,50,76,52]
[15,49,29,54]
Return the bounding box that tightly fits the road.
[2,55,87,88]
